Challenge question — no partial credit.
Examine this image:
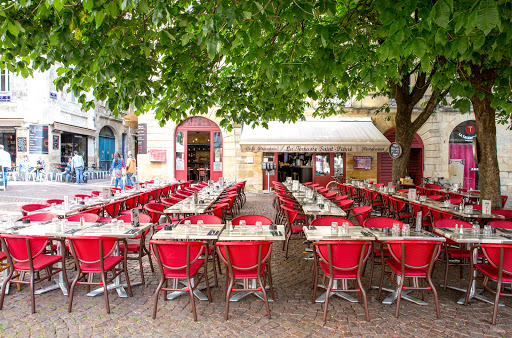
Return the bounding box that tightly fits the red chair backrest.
[150,240,204,271]
[232,215,272,225]
[387,240,441,269]
[116,213,152,223]
[67,236,117,264]
[1,234,48,263]
[90,191,101,196]
[150,188,161,201]
[20,204,49,216]
[103,200,122,217]
[161,197,179,206]
[310,217,353,227]
[139,192,151,205]
[211,203,228,219]
[178,190,192,197]
[501,196,508,208]
[182,214,222,224]
[481,244,512,274]
[389,197,407,212]
[433,218,472,228]
[74,194,92,200]
[427,195,443,201]
[46,199,64,205]
[398,189,409,193]
[492,209,512,219]
[352,206,372,226]
[315,241,371,271]
[21,212,57,222]
[363,217,403,229]
[111,187,122,193]
[375,183,384,187]
[216,241,272,272]
[124,195,140,210]
[80,207,102,215]
[143,203,167,224]
[447,198,462,205]
[66,214,100,223]
[425,184,441,190]
[281,204,299,224]
[430,208,454,221]
[489,220,512,229]
[337,199,354,210]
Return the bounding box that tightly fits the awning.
[0,118,24,131]
[240,118,390,153]
[123,112,138,129]
[53,122,96,137]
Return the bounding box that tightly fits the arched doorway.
[377,128,424,185]
[175,117,223,181]
[99,126,115,171]
[449,120,478,190]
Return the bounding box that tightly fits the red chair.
[103,200,123,218]
[427,195,443,201]
[144,202,173,231]
[333,195,349,202]
[336,199,354,213]
[313,241,371,322]
[231,215,272,225]
[397,189,409,193]
[90,190,101,196]
[304,182,313,186]
[363,217,403,289]
[378,240,442,318]
[116,214,154,284]
[74,194,92,200]
[0,234,69,313]
[161,197,179,207]
[322,191,338,201]
[501,195,508,208]
[352,206,372,226]
[216,241,274,320]
[210,203,228,223]
[310,217,353,227]
[447,198,463,205]
[433,219,475,290]
[389,197,412,221]
[21,212,58,222]
[489,220,512,229]
[465,244,512,324]
[111,187,122,194]
[182,214,223,225]
[46,199,64,205]
[150,240,211,321]
[281,204,307,259]
[66,214,100,223]
[492,209,512,220]
[409,202,432,230]
[79,207,102,216]
[429,208,454,222]
[20,204,49,217]
[375,183,384,187]
[67,236,133,313]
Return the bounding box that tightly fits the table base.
[87,282,141,298]
[35,278,70,296]
[380,287,428,305]
[166,279,209,301]
[315,290,358,303]
[229,279,273,302]
[440,284,505,306]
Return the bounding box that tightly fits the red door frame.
[262,152,279,190]
[175,117,223,181]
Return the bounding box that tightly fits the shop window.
[334,153,344,177]
[61,133,88,166]
[175,131,185,171]
[213,131,222,171]
[315,153,330,176]
[0,70,9,92]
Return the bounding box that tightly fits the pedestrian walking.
[71,151,85,183]
[0,145,11,189]
[110,151,124,189]
[125,151,136,186]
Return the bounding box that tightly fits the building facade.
[0,68,136,171]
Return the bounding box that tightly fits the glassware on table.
[52,217,59,224]
[402,223,410,236]
[392,223,401,235]
[247,226,256,234]
[183,220,191,231]
[239,220,246,227]
[197,220,204,230]
[483,224,492,237]
[331,222,339,235]
[255,221,263,233]
[443,200,450,208]
[99,193,104,199]
[341,222,349,234]
[465,205,473,215]
[472,223,480,235]
[118,220,125,229]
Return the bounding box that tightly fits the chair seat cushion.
[320,262,357,278]
[14,254,62,271]
[447,248,470,258]
[386,259,428,277]
[118,242,141,252]
[374,247,390,257]
[80,256,124,272]
[119,210,132,215]
[397,212,412,219]
[291,224,304,232]
[476,264,512,283]
[163,260,204,278]
[0,251,6,261]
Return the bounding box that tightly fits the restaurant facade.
[136,95,512,204]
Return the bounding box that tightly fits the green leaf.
[472,31,485,50]
[83,0,93,11]
[412,39,426,58]
[95,10,104,29]
[465,7,478,34]
[476,0,499,35]
[454,99,471,113]
[7,21,19,36]
[53,0,63,11]
[434,1,450,28]
[243,11,252,19]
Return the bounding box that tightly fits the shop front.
[53,122,95,168]
[0,118,24,166]
[240,118,390,189]
[175,117,223,182]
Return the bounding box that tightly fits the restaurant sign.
[241,144,389,153]
[450,120,476,144]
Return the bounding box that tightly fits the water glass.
[197,220,204,230]
[472,223,480,235]
[52,217,59,225]
[331,222,339,235]
[402,224,410,236]
[465,205,473,215]
[341,222,349,234]
[392,223,400,235]
[255,221,263,233]
[99,193,104,199]
[239,220,246,227]
[483,224,492,236]
[118,220,125,229]
[443,200,450,208]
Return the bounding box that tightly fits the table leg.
[379,276,428,306]
[2,268,10,295]
[166,278,209,301]
[35,240,69,296]
[315,280,359,303]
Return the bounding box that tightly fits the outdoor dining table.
[367,227,446,306]
[0,220,151,298]
[289,188,347,218]
[433,227,512,305]
[217,224,285,302]
[164,184,231,216]
[303,225,375,304]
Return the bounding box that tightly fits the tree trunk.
[471,94,502,208]
[392,115,415,185]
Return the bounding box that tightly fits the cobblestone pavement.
[0,183,511,336]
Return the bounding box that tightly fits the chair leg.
[492,280,503,325]
[377,262,386,301]
[124,261,133,297]
[257,275,271,319]
[368,251,375,290]
[152,277,165,319]
[29,273,36,314]
[323,277,333,323]
[395,275,404,318]
[224,276,234,320]
[187,278,197,321]
[145,246,155,273]
[312,266,319,304]
[101,272,110,313]
[0,270,14,310]
[443,251,450,291]
[427,274,440,318]
[357,277,370,321]
[68,273,80,313]
[138,255,145,285]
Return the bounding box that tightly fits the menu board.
[389,143,402,159]
[29,125,49,154]
[138,123,147,154]
[149,149,167,162]
[53,135,59,150]
[353,156,372,169]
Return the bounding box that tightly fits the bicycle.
[326,175,344,192]
[420,176,451,190]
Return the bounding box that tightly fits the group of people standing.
[63,151,86,183]
[109,151,136,189]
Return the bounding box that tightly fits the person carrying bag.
[125,151,136,186]
[110,151,124,189]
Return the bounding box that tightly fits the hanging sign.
[138,123,147,154]
[389,143,402,159]
[53,135,60,150]
[29,125,49,154]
